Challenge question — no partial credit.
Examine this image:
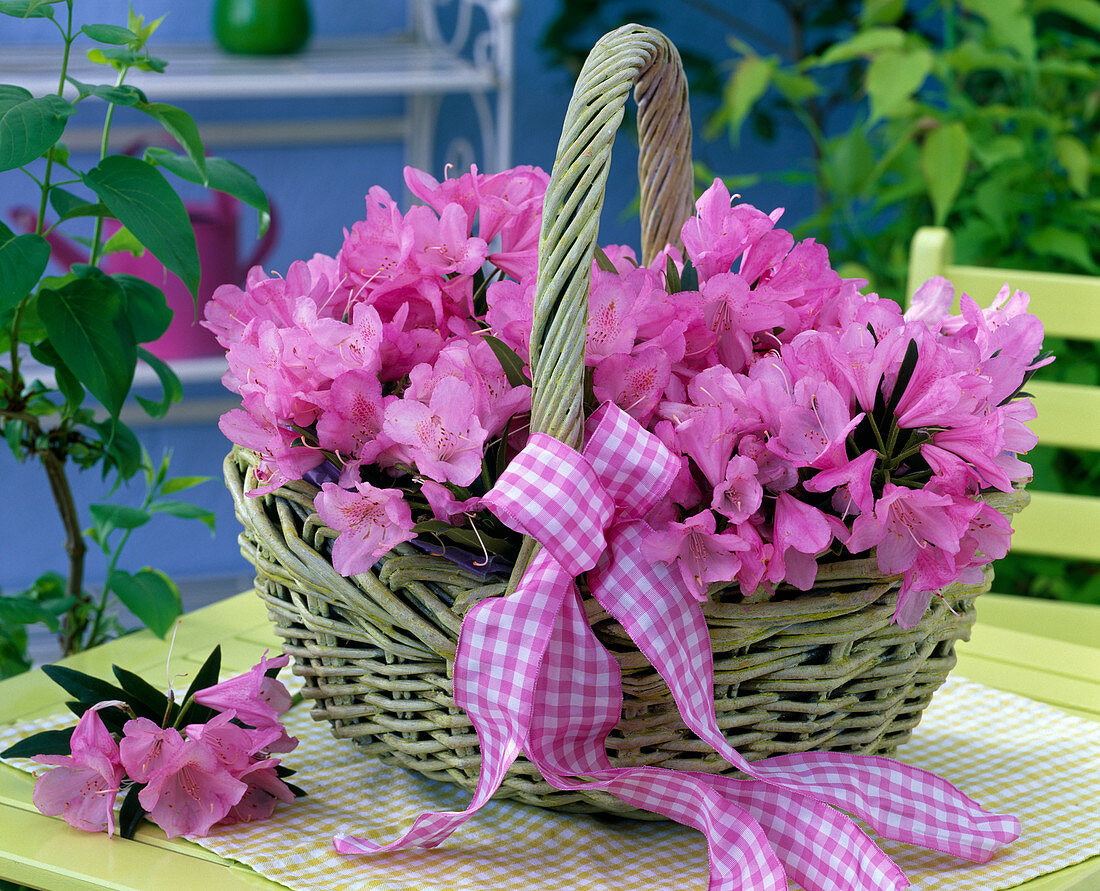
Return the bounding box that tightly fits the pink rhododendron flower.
[137,736,247,838]
[193,653,297,756]
[314,479,416,577]
[648,510,750,601]
[119,718,186,782]
[218,758,296,826]
[32,705,124,836]
[383,376,489,486]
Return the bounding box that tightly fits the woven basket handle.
[506,25,693,591]
[528,24,694,449]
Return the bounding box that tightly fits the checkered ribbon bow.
[335,404,1019,889]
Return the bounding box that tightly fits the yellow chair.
[906,227,1100,574]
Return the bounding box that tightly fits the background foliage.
[543,0,1100,604]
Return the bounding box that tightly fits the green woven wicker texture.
[223,24,1031,817]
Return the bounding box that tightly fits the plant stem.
[41,449,89,654]
[88,67,129,268]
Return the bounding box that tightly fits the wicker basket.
[223,24,1030,817]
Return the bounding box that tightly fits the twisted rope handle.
[507,25,694,590]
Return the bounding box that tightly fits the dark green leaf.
[149,498,216,533]
[592,245,617,273]
[41,663,129,707]
[28,339,83,408]
[37,273,136,417]
[815,27,906,65]
[174,646,222,727]
[0,231,49,315]
[0,85,32,115]
[83,155,200,297]
[0,94,75,171]
[679,257,699,291]
[664,255,681,293]
[80,23,138,45]
[66,78,148,107]
[119,782,147,839]
[0,595,62,631]
[135,347,182,419]
[89,416,143,480]
[136,103,207,184]
[480,334,530,387]
[1,727,74,759]
[49,187,108,223]
[1026,227,1100,273]
[114,274,172,343]
[108,568,181,638]
[412,519,514,555]
[144,148,271,235]
[112,665,173,722]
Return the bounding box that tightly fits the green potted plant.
[0,0,271,675]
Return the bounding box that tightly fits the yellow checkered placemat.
[2,675,1097,890]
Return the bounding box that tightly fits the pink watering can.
[11,190,278,360]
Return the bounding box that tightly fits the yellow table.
[1,592,1098,891]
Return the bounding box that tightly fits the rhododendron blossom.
[209,166,1046,628]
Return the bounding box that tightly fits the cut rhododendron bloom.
[31,706,124,836]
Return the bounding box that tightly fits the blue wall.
[1,1,814,595]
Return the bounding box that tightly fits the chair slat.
[1010,490,1100,561]
[943,266,1100,343]
[1027,381,1100,452]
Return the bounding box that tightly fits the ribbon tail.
[589,521,1019,868]
[334,549,570,855]
[527,585,787,891]
[752,752,1021,863]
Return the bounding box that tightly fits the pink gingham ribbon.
[335,404,1020,889]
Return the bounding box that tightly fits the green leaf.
[921,122,970,226]
[1033,0,1100,31]
[0,94,75,171]
[102,225,145,258]
[1,727,74,759]
[49,187,108,223]
[0,84,33,115]
[135,347,183,419]
[866,48,932,121]
[480,334,531,387]
[160,475,211,495]
[90,503,152,538]
[144,148,270,235]
[815,27,906,66]
[0,595,62,631]
[66,78,148,107]
[1026,227,1100,273]
[80,23,139,45]
[41,663,129,706]
[89,416,143,480]
[0,231,49,315]
[860,0,906,26]
[592,244,617,273]
[664,255,681,293]
[1055,135,1091,197]
[0,0,62,19]
[29,338,83,408]
[83,155,200,297]
[149,498,216,533]
[136,103,207,184]
[108,568,181,638]
[36,273,136,417]
[114,274,171,343]
[118,782,148,839]
[770,69,821,104]
[961,0,1035,59]
[722,55,775,144]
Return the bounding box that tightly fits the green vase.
[213,0,312,55]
